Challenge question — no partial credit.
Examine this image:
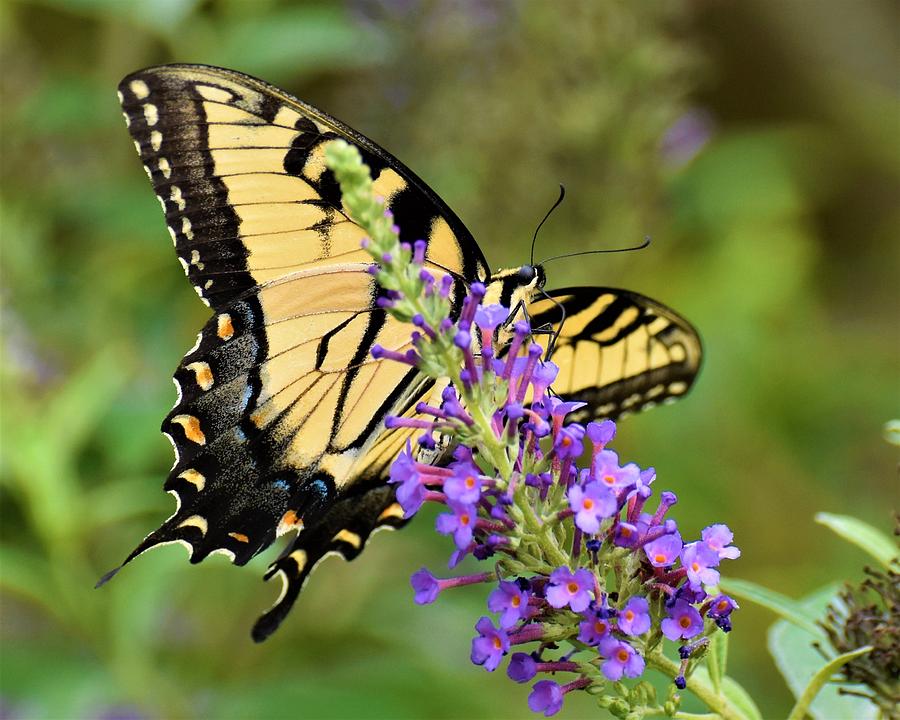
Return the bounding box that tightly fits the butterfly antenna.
[531,184,566,266]
[538,236,651,266]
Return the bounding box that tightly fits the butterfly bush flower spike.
[324,140,746,719]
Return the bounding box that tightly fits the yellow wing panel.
[528,287,702,420]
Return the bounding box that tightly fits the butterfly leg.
[504,294,567,360]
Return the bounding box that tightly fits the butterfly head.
[485,264,546,308]
[483,264,547,337]
[514,263,546,290]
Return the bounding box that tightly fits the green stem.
[645,651,746,720]
[513,483,569,568]
[785,646,873,720]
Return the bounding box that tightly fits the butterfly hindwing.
[111,65,487,615]
[252,482,408,642]
[527,287,702,421]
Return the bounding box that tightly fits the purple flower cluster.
[368,243,739,716]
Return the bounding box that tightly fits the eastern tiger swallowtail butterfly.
[102,64,701,641]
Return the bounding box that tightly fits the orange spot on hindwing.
[186,361,214,390]
[177,469,206,491]
[171,414,206,445]
[217,314,234,341]
[277,509,304,536]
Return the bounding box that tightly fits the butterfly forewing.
[527,288,702,421]
[112,65,487,633]
[118,64,488,308]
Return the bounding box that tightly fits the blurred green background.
[1,1,897,718]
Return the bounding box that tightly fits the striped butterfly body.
[106,65,701,641]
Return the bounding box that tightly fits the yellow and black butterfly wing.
[252,482,408,642]
[109,65,487,634]
[528,288,702,421]
[118,63,488,306]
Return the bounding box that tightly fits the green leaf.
[768,585,878,720]
[691,666,762,720]
[719,577,822,636]
[721,677,764,720]
[814,512,898,568]
[786,646,873,720]
[707,629,728,694]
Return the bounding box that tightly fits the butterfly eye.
[517,265,537,283]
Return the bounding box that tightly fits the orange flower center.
[493,636,503,650]
[616,649,629,662]
[621,527,633,538]
[465,476,476,489]
[654,554,667,564]
[583,498,594,510]
[511,596,521,608]
[567,582,579,594]
[679,616,692,629]
[603,474,615,486]
[562,436,572,447]
[691,562,700,572]
[594,621,608,634]
[624,610,634,622]
[717,600,729,611]
[460,514,470,526]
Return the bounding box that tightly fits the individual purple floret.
[586,419,616,448]
[661,599,704,641]
[508,653,580,685]
[474,303,509,333]
[488,580,532,629]
[567,481,617,534]
[545,567,595,612]
[617,596,651,636]
[471,616,509,671]
[706,594,739,632]
[530,361,559,399]
[577,610,612,646]
[613,521,640,548]
[387,441,426,516]
[435,501,477,549]
[644,531,683,567]
[702,524,742,560]
[632,467,656,500]
[410,568,493,605]
[443,461,483,505]
[546,399,587,424]
[592,450,640,491]
[599,637,646,681]
[410,567,442,605]
[508,652,539,683]
[528,680,564,717]
[681,541,721,589]
[553,423,585,460]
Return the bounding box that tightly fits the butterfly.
[103,64,702,641]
